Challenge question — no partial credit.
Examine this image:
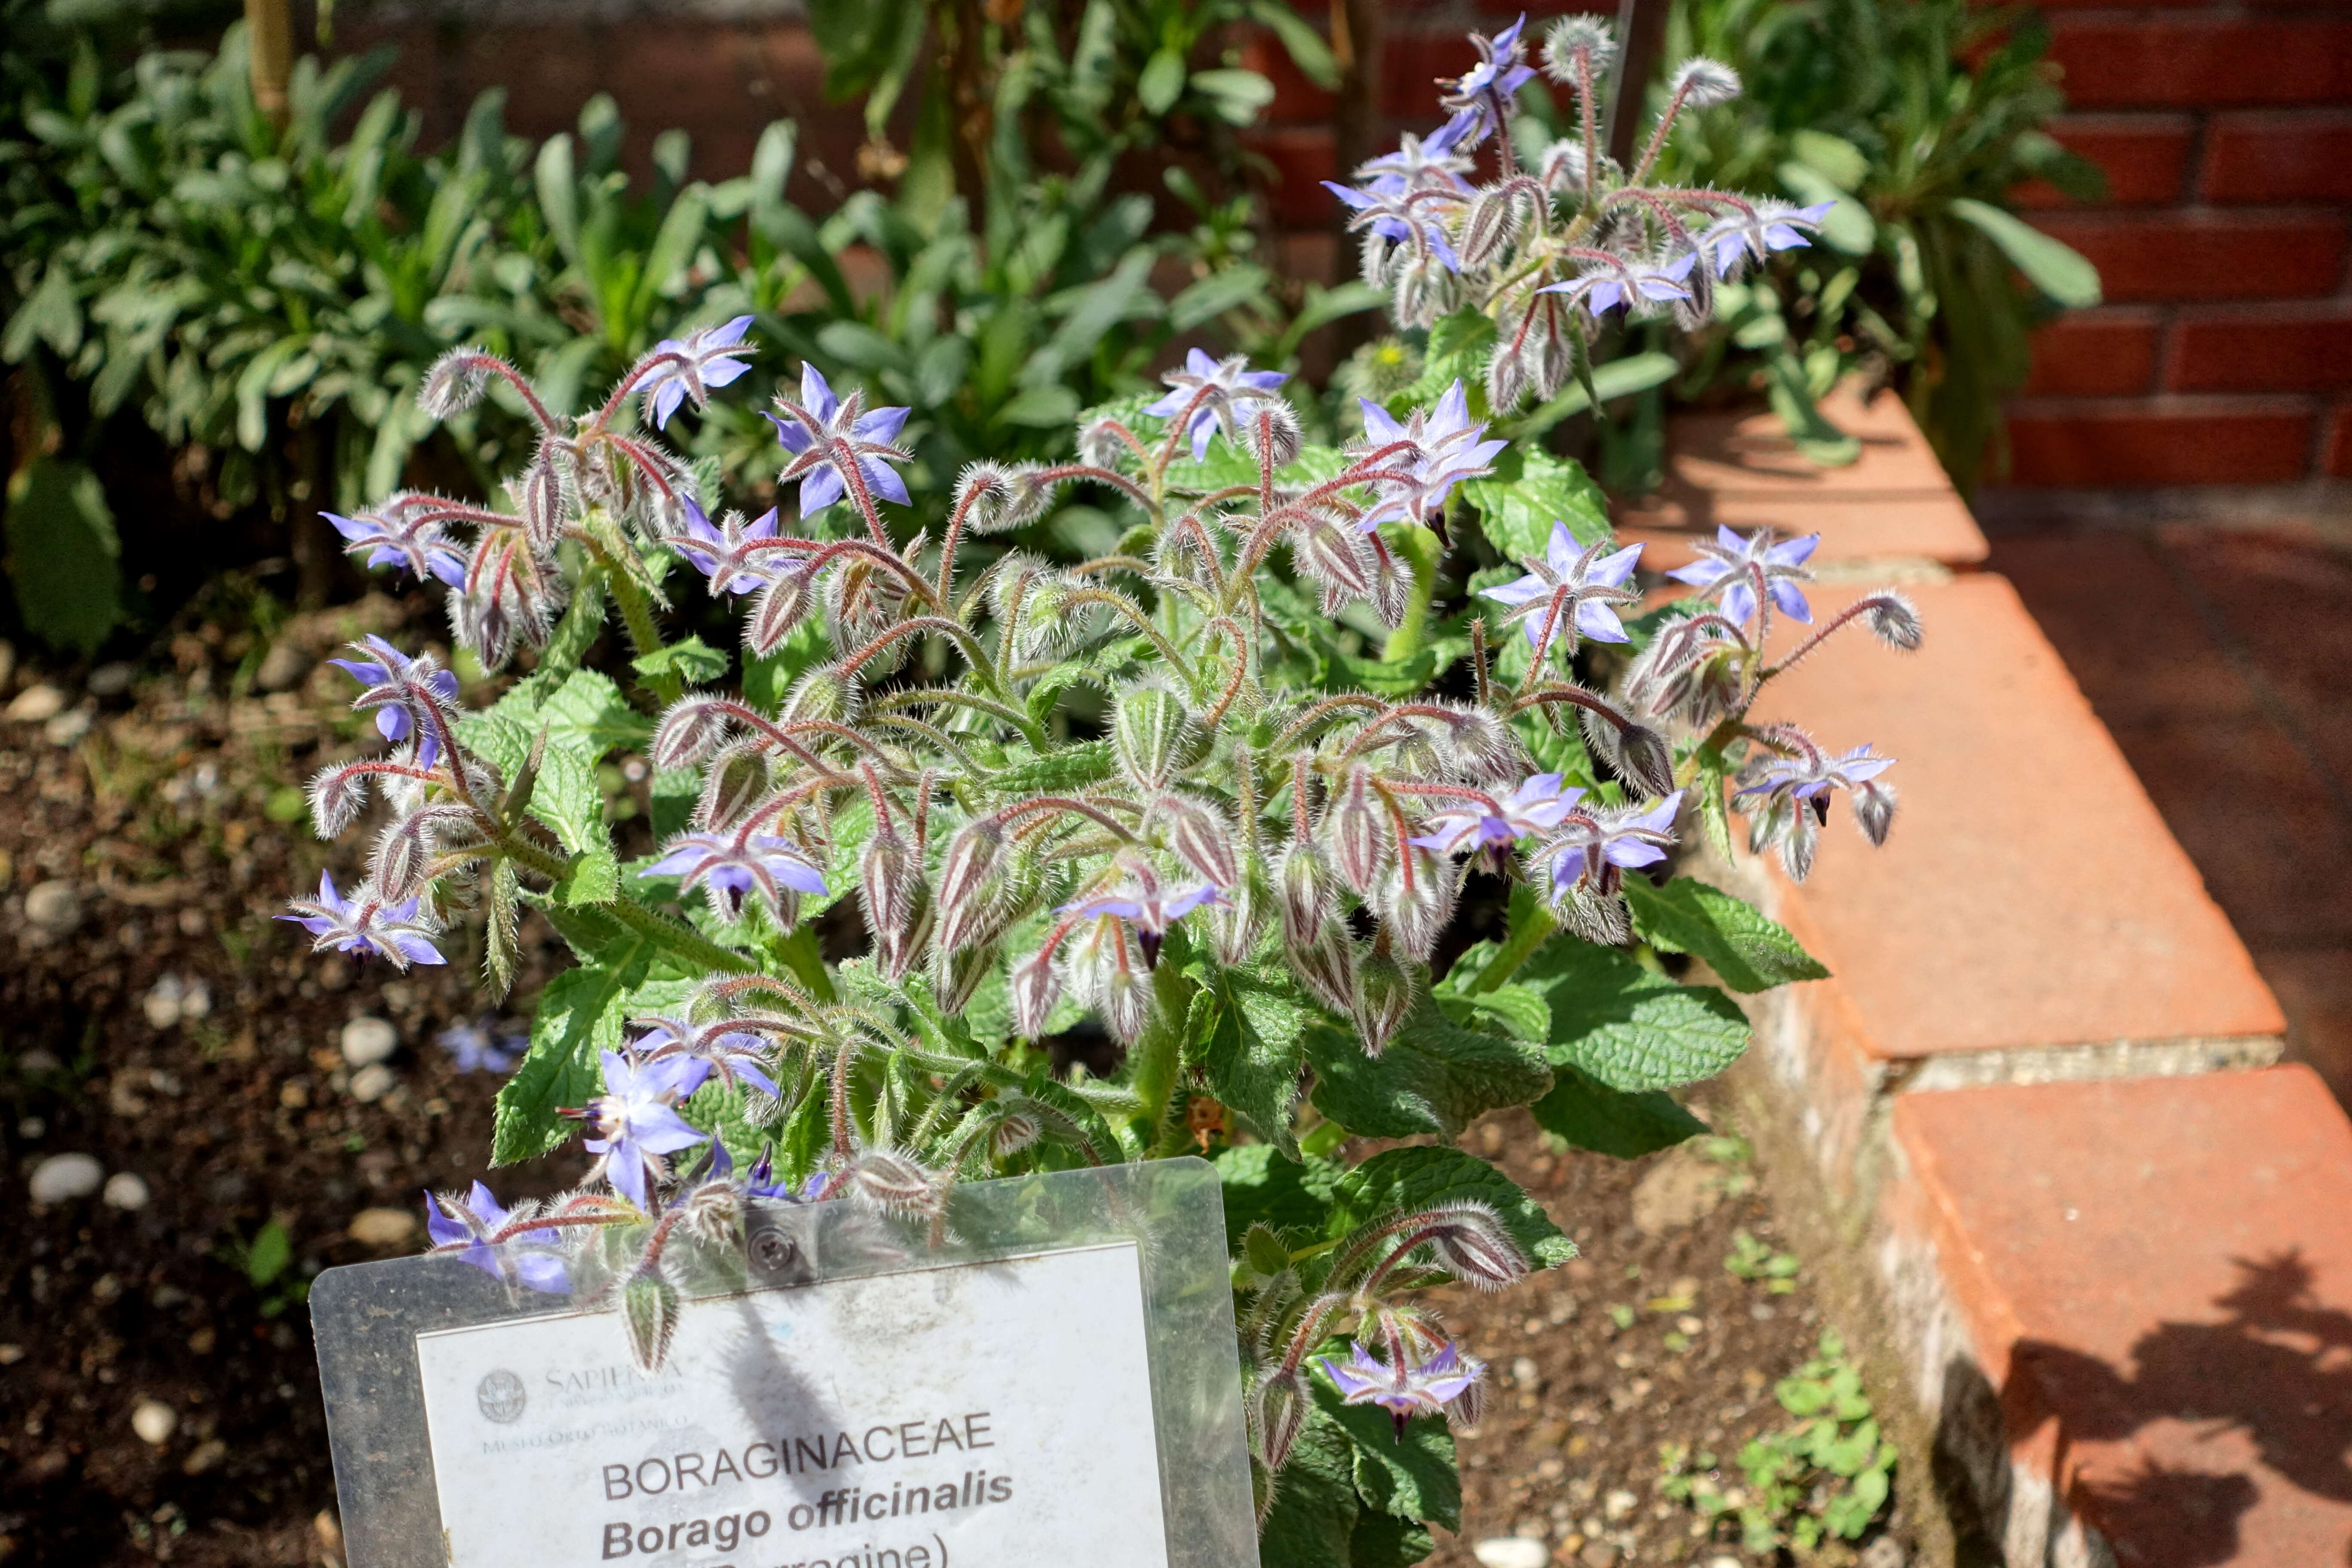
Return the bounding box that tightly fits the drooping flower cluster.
[1326,12,1834,411]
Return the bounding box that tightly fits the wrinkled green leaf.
[1624,877,1828,993]
[1518,938,1750,1090]
[1530,1063,1708,1158]
[1306,1002,1553,1141]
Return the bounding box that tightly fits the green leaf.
[1213,1143,1342,1250]
[493,950,686,1164]
[985,740,1115,798]
[1347,1513,1435,1568]
[1258,1407,1359,1568]
[1623,877,1829,993]
[1330,1144,1576,1269]
[1949,197,2103,308]
[245,1219,292,1287]
[1316,1382,1460,1531]
[1138,49,1187,115]
[632,637,728,686]
[1186,962,1310,1159]
[1432,977,1547,1045]
[3,457,121,656]
[1458,446,1611,560]
[1168,263,1271,332]
[1788,130,1869,192]
[1248,0,1341,88]
[1191,68,1276,126]
[1519,938,1751,1092]
[1305,1001,1553,1141]
[1505,351,1681,438]
[1529,1063,1708,1158]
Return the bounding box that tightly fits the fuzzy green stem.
[1125,964,1200,1151]
[1468,903,1557,993]
[1381,525,1444,662]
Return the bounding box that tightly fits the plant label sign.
[312,1159,1256,1568]
[419,1244,1161,1568]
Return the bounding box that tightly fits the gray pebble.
[29,1152,104,1204]
[24,881,82,936]
[340,1015,398,1067]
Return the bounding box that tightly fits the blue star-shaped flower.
[1479,521,1644,655]
[1144,349,1290,461]
[1667,525,1822,625]
[766,363,913,519]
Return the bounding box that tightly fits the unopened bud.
[515,445,563,555]
[933,818,1008,954]
[309,763,371,839]
[1853,780,1897,846]
[1291,518,1374,600]
[694,746,769,830]
[1352,942,1415,1057]
[1278,843,1336,948]
[1209,857,1271,967]
[1669,56,1741,108]
[748,566,815,654]
[1159,793,1238,888]
[954,462,1021,533]
[652,696,733,769]
[1009,947,1064,1038]
[1113,685,1195,792]
[1419,1202,1532,1292]
[1617,724,1676,799]
[858,830,923,948]
[781,663,859,727]
[848,1148,937,1217]
[1287,918,1359,1014]
[935,940,999,1014]
[420,348,495,419]
[1862,591,1923,652]
[1256,1369,1308,1473]
[1243,401,1303,470]
[878,877,934,980]
[621,1270,680,1373]
[1378,845,1456,964]
[1323,768,1387,896]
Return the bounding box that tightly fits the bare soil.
[0,606,1912,1567]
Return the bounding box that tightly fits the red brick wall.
[2011,4,2352,486]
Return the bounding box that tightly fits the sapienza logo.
[476,1369,527,1424]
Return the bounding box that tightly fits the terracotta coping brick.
[1612,386,1989,570]
[1888,1066,2352,1561]
[1750,576,2283,1059]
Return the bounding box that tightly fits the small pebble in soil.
[255,640,312,692]
[349,1062,396,1103]
[183,1439,228,1476]
[340,1015,398,1067]
[18,1115,44,1139]
[0,1344,24,1365]
[130,1399,177,1446]
[141,973,212,1029]
[43,708,91,747]
[315,1511,345,1556]
[23,879,83,936]
[1859,1538,1908,1568]
[1471,1539,1549,1568]
[279,1080,310,1109]
[348,1207,419,1248]
[5,683,64,722]
[101,1172,150,1211]
[86,662,136,698]
[28,1152,103,1204]
[17,1047,62,1074]
[1603,1488,1637,1521]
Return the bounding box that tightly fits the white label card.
[412,1243,1170,1568]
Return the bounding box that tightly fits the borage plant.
[285,19,1917,1563]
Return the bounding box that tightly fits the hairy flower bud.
[1853,780,1898,846]
[781,663,860,727]
[1323,767,1388,895]
[1862,590,1924,652]
[1378,845,1457,963]
[1069,916,1152,1045]
[420,347,496,419]
[747,565,816,655]
[954,462,1022,534]
[1287,918,1359,1014]
[652,696,734,769]
[1009,947,1064,1038]
[936,940,999,1014]
[879,876,934,980]
[847,1148,938,1218]
[1459,184,1528,273]
[694,745,769,830]
[1242,401,1303,471]
[1669,56,1741,107]
[1541,15,1618,82]
[1158,793,1238,888]
[514,444,564,556]
[1210,856,1272,967]
[1278,843,1337,947]
[934,817,1008,954]
[1418,1202,1533,1292]
[1114,684,1196,792]
[308,762,373,839]
[858,830,924,951]
[1371,540,1412,630]
[1256,1369,1309,1473]
[1291,518,1374,603]
[621,1269,681,1373]
[1616,724,1677,799]
[1352,941,1416,1057]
